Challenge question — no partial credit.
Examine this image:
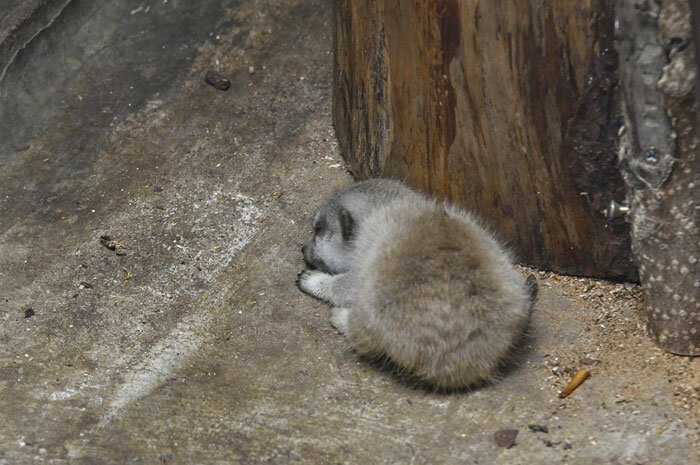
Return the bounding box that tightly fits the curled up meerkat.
[297,179,534,389]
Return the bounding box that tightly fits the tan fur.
[298,179,532,389]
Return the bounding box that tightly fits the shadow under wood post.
[615,0,700,355]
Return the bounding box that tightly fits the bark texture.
[333,0,637,280]
[616,0,700,355]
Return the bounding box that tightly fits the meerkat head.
[302,201,357,274]
[302,179,414,274]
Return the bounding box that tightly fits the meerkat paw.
[330,307,351,335]
[296,270,329,298]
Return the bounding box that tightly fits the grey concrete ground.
[0,1,697,464]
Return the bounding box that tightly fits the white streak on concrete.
[50,389,79,401]
[100,192,262,426]
[100,324,203,425]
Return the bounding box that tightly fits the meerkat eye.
[338,207,355,242]
[313,219,326,235]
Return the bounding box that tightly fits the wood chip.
[559,369,591,398]
[100,235,127,255]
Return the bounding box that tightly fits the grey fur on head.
[298,178,533,389]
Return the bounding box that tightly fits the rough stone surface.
[0,1,697,464]
[0,0,73,82]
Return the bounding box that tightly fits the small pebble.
[204,71,231,91]
[579,356,602,366]
[494,429,518,448]
[24,308,35,318]
[528,424,549,433]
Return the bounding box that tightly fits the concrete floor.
[0,1,697,464]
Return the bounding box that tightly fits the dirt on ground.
[0,1,697,464]
[531,270,698,414]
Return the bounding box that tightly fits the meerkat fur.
[298,179,533,389]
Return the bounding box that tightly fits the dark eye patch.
[313,218,327,235]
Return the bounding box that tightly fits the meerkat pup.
[297,179,533,389]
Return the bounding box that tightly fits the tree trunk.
[333,0,637,281]
[616,0,700,355]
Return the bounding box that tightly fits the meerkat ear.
[338,207,356,242]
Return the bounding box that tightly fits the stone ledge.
[0,0,73,81]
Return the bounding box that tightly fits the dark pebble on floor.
[494,428,518,448]
[528,424,549,433]
[205,70,231,91]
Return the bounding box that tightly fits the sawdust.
[533,269,698,415]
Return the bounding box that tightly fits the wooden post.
[333,0,638,281]
[616,0,699,355]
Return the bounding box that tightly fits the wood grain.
[333,0,637,280]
